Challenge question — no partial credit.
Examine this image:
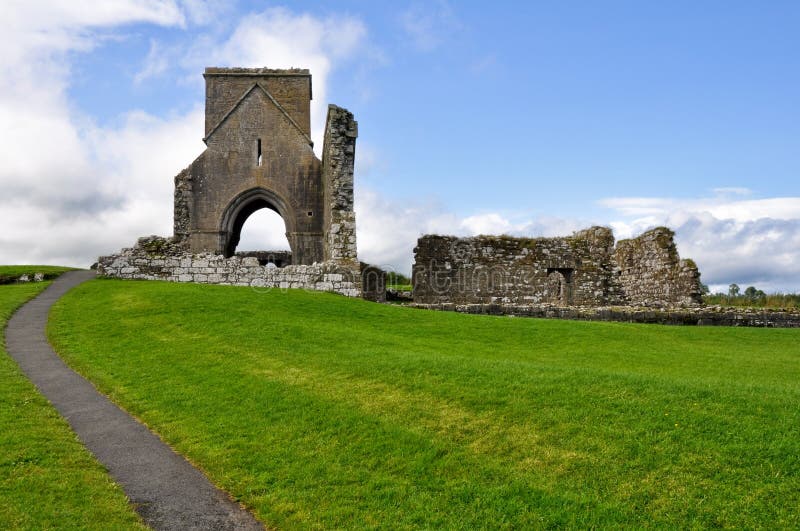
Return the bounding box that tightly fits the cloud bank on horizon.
[0,1,798,293]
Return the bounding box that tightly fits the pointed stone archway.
[219,187,295,258]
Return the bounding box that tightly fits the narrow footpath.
[5,271,263,531]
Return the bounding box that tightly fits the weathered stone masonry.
[413,226,703,308]
[411,303,800,328]
[321,105,358,263]
[615,227,702,307]
[100,66,711,314]
[100,67,368,296]
[100,237,361,295]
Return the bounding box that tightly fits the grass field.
[49,280,800,528]
[0,281,144,529]
[0,265,76,284]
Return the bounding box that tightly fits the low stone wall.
[412,226,703,308]
[98,239,361,297]
[234,250,292,267]
[0,272,46,285]
[411,303,800,328]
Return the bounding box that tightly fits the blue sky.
[1,1,798,290]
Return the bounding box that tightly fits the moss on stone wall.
[414,226,701,308]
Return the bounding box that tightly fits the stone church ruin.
[412,226,703,308]
[99,67,381,299]
[99,65,708,313]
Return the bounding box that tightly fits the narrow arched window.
[256,138,262,166]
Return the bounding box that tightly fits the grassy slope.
[0,283,145,529]
[0,265,76,284]
[49,280,800,528]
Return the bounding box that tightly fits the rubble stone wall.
[413,226,703,308]
[102,67,366,298]
[322,105,359,262]
[412,227,623,306]
[615,227,702,307]
[411,303,800,328]
[98,237,361,297]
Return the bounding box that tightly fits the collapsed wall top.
[412,226,703,308]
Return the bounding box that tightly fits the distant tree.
[700,283,710,295]
[386,271,412,286]
[728,283,740,298]
[736,285,767,305]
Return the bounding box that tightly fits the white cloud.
[600,194,800,224]
[0,0,185,69]
[207,8,366,151]
[177,0,234,26]
[134,40,170,84]
[601,190,800,292]
[237,209,291,251]
[0,3,365,266]
[0,106,206,266]
[137,7,368,152]
[2,2,796,295]
[0,1,190,267]
[2,0,185,32]
[353,186,800,292]
[354,188,593,275]
[399,1,461,52]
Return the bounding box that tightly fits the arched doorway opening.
[220,188,295,266]
[235,209,292,267]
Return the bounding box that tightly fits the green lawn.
[387,284,412,292]
[0,282,145,529]
[49,280,800,528]
[0,265,76,284]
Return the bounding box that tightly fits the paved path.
[5,271,264,531]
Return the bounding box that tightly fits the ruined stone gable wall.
[413,226,701,308]
[615,227,702,307]
[204,68,312,138]
[102,67,366,298]
[412,227,624,305]
[321,105,358,262]
[184,82,324,263]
